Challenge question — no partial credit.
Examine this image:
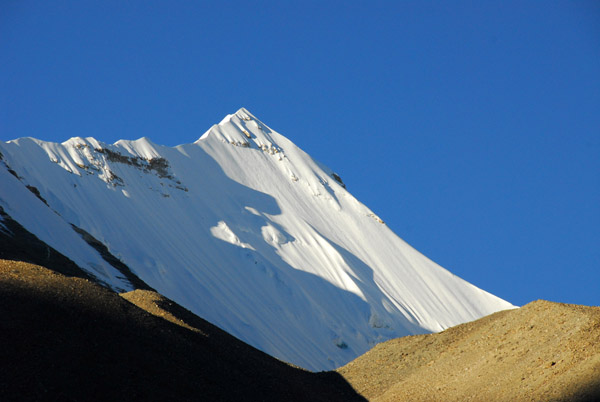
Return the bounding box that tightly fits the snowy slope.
[0,108,514,370]
[0,144,133,290]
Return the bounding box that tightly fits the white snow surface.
[0,108,514,370]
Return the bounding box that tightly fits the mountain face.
[0,108,513,370]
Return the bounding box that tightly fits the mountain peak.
[235,106,256,119]
[197,108,281,152]
[0,110,514,371]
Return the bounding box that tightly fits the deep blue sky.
[2,1,599,307]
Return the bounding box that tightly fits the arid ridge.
[338,300,600,401]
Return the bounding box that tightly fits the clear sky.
[1,1,598,307]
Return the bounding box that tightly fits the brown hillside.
[338,300,600,401]
[0,260,365,402]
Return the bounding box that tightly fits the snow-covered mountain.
[0,108,514,370]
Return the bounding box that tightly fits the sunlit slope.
[338,300,600,401]
[0,108,513,370]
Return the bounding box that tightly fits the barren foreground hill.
[2,258,599,401]
[338,299,600,401]
[0,260,364,402]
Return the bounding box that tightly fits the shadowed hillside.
[2,257,598,401]
[0,260,365,402]
[0,206,93,281]
[338,300,600,401]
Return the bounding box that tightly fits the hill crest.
[338,299,600,401]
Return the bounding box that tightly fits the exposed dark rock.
[25,185,49,206]
[331,173,346,189]
[70,224,152,291]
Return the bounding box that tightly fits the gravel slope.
[338,300,600,401]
